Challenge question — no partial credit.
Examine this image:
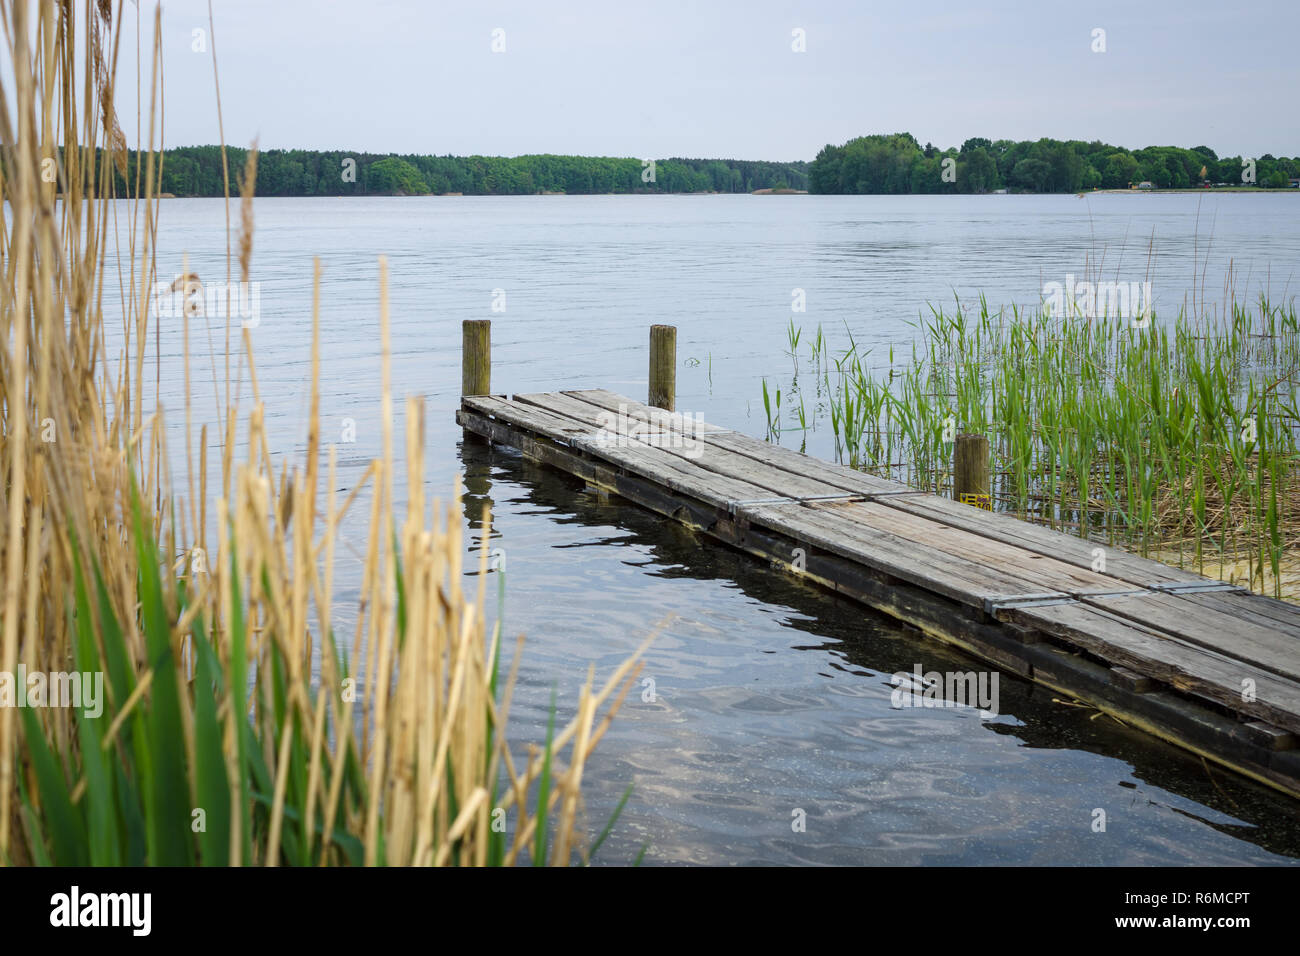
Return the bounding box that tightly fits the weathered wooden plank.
[524,390,728,440]
[880,493,1205,588]
[1240,722,1297,751]
[1080,590,1300,684]
[555,389,729,433]
[1180,589,1300,637]
[741,518,1039,679]
[462,396,774,509]
[1109,665,1155,693]
[561,388,909,496]
[457,404,729,533]
[813,499,1122,597]
[1006,601,1300,735]
[516,391,857,502]
[741,500,1059,608]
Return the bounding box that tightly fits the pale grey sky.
[110,0,1299,159]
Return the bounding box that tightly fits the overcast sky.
[108,0,1299,160]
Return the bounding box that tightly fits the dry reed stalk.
[0,0,646,867]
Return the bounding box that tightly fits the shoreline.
[1084,186,1300,195]
[131,187,1299,200]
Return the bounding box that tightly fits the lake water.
[127,193,1300,864]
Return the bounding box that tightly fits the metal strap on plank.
[794,493,870,503]
[727,491,922,515]
[1148,580,1249,595]
[1075,588,1149,601]
[726,496,795,514]
[726,493,865,515]
[984,592,1076,615]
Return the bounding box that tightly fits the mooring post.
[649,324,676,411]
[953,433,990,509]
[462,319,491,397]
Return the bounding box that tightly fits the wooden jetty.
[456,321,1300,800]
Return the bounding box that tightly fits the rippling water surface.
[119,194,1300,864]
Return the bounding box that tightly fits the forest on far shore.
[809,132,1300,193]
[125,148,810,197]
[86,135,1300,198]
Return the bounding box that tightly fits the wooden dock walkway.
[456,324,1300,800]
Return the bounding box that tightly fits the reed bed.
[0,0,643,866]
[769,297,1300,599]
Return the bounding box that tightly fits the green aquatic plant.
[762,377,782,442]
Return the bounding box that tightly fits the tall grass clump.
[772,297,1300,599]
[1,0,644,866]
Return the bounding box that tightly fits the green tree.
[367,157,429,195]
[1010,158,1051,192]
[1103,153,1138,188]
[959,147,998,193]
[1046,143,1084,191]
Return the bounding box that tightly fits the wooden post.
[649,324,676,411]
[953,433,990,509]
[462,319,491,397]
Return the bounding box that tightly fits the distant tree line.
[809,133,1300,194]
[107,147,810,197]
